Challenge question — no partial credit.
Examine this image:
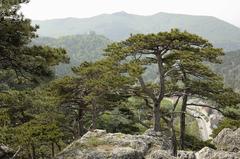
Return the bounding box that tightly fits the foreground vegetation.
[0,1,240,158]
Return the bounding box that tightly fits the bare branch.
[138,76,156,101]
[187,103,224,114]
[172,96,181,112]
[11,146,21,159]
[164,67,177,77]
[144,98,153,109]
[138,120,150,129]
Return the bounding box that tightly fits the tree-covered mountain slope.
[33,33,240,91]
[213,50,240,92]
[33,12,240,51]
[32,33,111,75]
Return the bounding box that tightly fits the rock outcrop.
[195,147,240,159]
[56,128,240,159]
[212,128,240,152]
[56,129,174,159]
[195,128,240,159]
[187,99,223,141]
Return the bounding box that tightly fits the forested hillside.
[33,34,240,91]
[32,33,111,75]
[1,1,240,159]
[214,50,240,92]
[33,12,240,51]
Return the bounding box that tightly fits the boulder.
[146,149,175,159]
[56,128,240,159]
[195,147,240,159]
[56,129,173,159]
[213,128,240,152]
[112,147,144,159]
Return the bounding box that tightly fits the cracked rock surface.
[56,128,240,159]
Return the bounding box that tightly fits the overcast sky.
[21,0,240,27]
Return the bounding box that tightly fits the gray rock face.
[56,128,240,159]
[195,147,240,159]
[56,129,174,159]
[146,150,175,159]
[112,147,144,159]
[194,128,240,159]
[213,128,240,152]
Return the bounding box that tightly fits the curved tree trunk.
[31,143,36,159]
[171,96,181,156]
[180,94,188,150]
[56,142,62,152]
[92,100,97,130]
[154,54,165,132]
[78,108,85,137]
[153,102,161,131]
[171,125,177,156]
[51,142,55,158]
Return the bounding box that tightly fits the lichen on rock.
[195,147,240,159]
[56,129,173,159]
[56,128,240,159]
[212,128,240,152]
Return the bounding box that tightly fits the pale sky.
[21,0,240,27]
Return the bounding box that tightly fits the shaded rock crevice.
[0,144,14,159]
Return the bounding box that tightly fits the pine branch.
[186,103,224,114]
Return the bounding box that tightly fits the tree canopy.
[0,1,240,158]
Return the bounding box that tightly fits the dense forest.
[33,35,240,91]
[31,33,110,76]
[213,50,240,91]
[0,1,240,159]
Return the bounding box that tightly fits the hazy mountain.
[33,12,240,51]
[32,12,240,88]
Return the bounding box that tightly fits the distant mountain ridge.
[33,12,240,51]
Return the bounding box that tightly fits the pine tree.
[104,29,224,132]
[0,0,69,86]
[0,1,69,158]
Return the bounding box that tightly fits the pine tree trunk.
[92,113,97,130]
[31,143,36,159]
[153,102,161,131]
[180,94,188,150]
[51,142,55,158]
[171,96,181,156]
[171,126,177,156]
[78,108,84,137]
[155,54,165,132]
[171,111,178,157]
[56,142,62,151]
[92,100,97,130]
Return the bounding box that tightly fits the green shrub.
[184,135,216,151]
[212,118,240,138]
